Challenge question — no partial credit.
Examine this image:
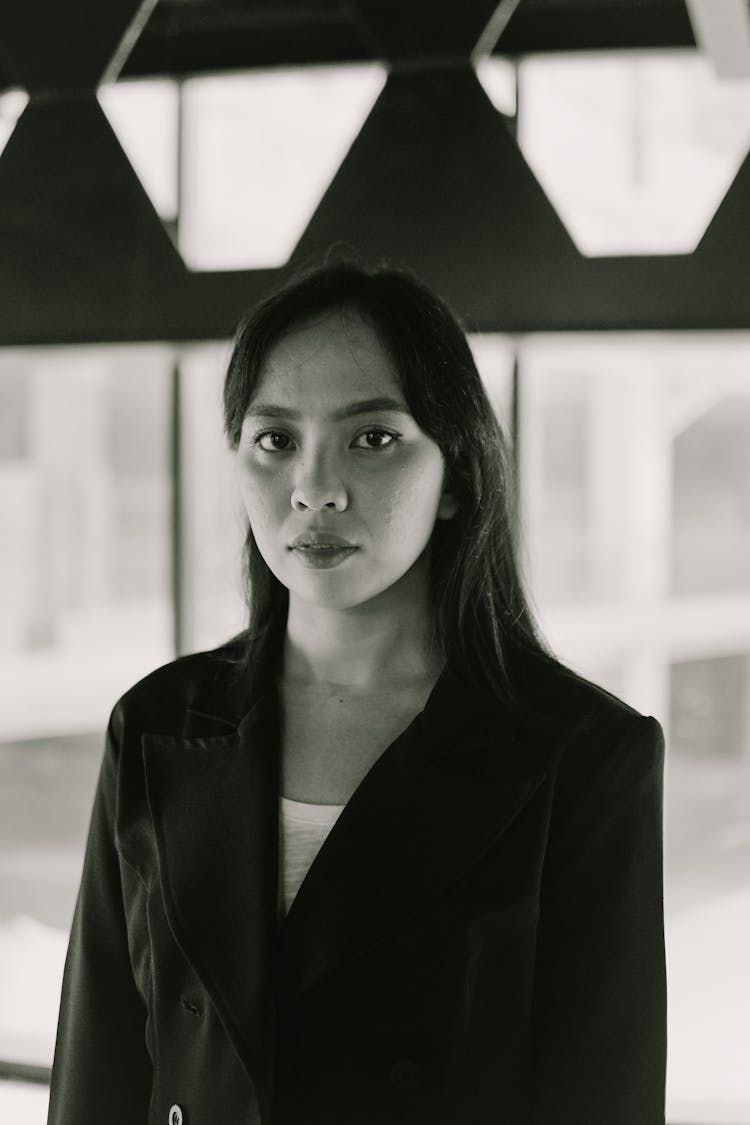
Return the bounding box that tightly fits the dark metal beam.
[499,0,696,55]
[113,0,697,80]
[0,0,157,91]
[353,0,513,62]
[122,1,373,79]
[0,1059,51,1085]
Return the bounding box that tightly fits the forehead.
[252,309,403,403]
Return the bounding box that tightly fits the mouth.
[289,540,358,570]
[289,534,356,550]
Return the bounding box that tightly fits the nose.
[291,451,348,513]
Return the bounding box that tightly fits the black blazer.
[48,635,666,1125]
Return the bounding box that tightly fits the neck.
[282,568,442,691]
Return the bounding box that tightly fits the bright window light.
[98,78,179,222]
[0,90,29,159]
[178,64,387,271]
[518,52,750,256]
[475,56,517,117]
[468,333,515,425]
[517,332,750,1122]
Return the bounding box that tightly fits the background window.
[3,332,748,1124]
[519,334,750,1122]
[0,348,173,1102]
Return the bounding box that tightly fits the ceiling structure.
[1,0,749,345]
[123,1,699,77]
[0,0,700,87]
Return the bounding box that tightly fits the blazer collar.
[277,690,548,1018]
[141,650,551,1087]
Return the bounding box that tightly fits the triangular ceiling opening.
[100,64,387,271]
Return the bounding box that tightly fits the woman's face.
[236,308,457,613]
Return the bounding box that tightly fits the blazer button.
[390,1059,424,1093]
[168,1106,184,1125]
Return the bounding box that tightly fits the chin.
[294,586,367,611]
[288,575,387,612]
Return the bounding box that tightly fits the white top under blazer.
[279,796,345,915]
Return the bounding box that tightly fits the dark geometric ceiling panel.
[117,1,376,77]
[112,0,697,80]
[0,0,157,91]
[694,147,750,262]
[354,0,519,60]
[500,0,696,54]
[1,0,749,342]
[0,95,184,339]
[290,66,579,321]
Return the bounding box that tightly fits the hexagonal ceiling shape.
[0,89,28,160]
[174,64,387,271]
[518,52,750,256]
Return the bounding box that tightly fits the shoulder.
[513,648,665,793]
[516,655,666,901]
[108,632,252,739]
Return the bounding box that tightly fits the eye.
[351,428,400,450]
[253,429,295,452]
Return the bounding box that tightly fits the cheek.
[238,466,283,528]
[372,461,445,532]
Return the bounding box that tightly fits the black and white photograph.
[0,2,749,1123]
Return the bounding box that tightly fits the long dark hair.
[223,260,555,711]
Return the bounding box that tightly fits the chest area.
[280,685,431,803]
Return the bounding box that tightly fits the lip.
[289,532,356,549]
[291,543,358,571]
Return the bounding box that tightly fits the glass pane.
[178,346,247,654]
[518,52,750,256]
[518,334,750,1122]
[518,347,635,616]
[179,64,387,270]
[672,393,750,595]
[666,654,750,1123]
[0,347,173,737]
[0,347,173,1070]
[98,78,179,223]
[467,333,515,431]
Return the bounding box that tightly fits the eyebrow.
[244,396,411,421]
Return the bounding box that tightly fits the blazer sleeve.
[48,707,152,1125]
[530,712,667,1125]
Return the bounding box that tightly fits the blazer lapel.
[278,667,550,1016]
[141,683,281,1106]
[140,652,555,1080]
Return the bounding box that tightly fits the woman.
[48,262,666,1125]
